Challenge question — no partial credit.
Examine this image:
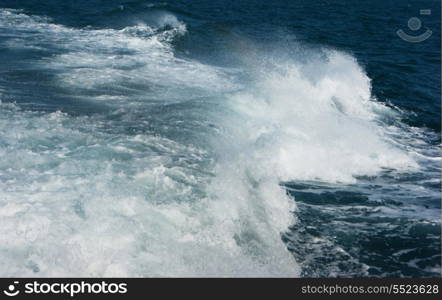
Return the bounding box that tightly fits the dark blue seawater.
[0,0,440,277]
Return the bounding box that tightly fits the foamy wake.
[0,9,419,277]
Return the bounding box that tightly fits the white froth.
[226,50,418,183]
[0,9,423,277]
[0,101,299,276]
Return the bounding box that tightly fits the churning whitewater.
[0,7,436,277]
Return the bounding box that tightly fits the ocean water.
[0,0,440,277]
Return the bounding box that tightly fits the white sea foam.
[224,50,418,183]
[0,9,423,277]
[0,100,299,276]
